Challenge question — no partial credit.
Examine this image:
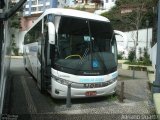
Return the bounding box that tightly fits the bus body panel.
[51,68,118,83]
[24,42,39,80]
[51,69,117,98]
[51,77,117,98]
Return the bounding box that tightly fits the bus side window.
[24,34,30,44]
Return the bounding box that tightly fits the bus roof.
[27,8,110,32]
[43,8,110,22]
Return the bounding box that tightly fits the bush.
[128,49,135,62]
[142,47,152,65]
[75,5,86,11]
[124,47,152,66]
[12,47,19,56]
[118,52,123,60]
[126,47,151,66]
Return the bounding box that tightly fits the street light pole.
[146,20,149,52]
[153,0,160,93]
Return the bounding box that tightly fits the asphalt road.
[6,57,156,120]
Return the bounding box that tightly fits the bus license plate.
[85,91,97,96]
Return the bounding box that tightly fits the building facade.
[23,0,57,16]
[21,0,59,30]
[103,0,116,10]
[116,28,152,59]
[94,0,116,14]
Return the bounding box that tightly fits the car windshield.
[53,16,117,75]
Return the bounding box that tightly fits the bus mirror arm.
[114,30,127,49]
[47,22,56,45]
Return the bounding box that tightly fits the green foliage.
[128,49,135,62]
[125,61,151,66]
[124,60,150,66]
[108,94,118,101]
[143,48,149,58]
[101,6,123,30]
[115,0,154,6]
[11,34,19,56]
[124,47,151,66]
[13,47,19,56]
[138,47,143,61]
[143,48,151,65]
[101,0,157,31]
[8,1,23,29]
[75,5,86,11]
[9,13,20,28]
[118,52,124,60]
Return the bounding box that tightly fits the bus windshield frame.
[51,15,117,76]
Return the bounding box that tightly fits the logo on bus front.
[80,77,104,83]
[92,59,99,68]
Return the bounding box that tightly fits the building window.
[38,7,43,11]
[39,0,43,4]
[26,1,29,5]
[112,0,114,2]
[25,8,29,11]
[46,5,50,9]
[31,7,36,11]
[32,1,36,5]
[106,0,108,3]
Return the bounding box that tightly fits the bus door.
[37,20,50,92]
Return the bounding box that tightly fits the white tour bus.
[23,8,122,98]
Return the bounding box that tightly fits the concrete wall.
[150,43,156,68]
[17,31,26,53]
[116,28,152,59]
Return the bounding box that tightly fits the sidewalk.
[118,68,155,111]
[11,56,23,59]
[118,69,147,79]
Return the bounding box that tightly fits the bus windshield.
[53,16,117,75]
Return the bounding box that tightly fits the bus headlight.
[53,76,70,85]
[107,77,117,84]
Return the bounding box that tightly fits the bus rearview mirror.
[114,30,127,49]
[47,22,55,44]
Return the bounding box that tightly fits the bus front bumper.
[50,79,117,99]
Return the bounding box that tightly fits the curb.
[11,56,23,59]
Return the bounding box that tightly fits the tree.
[128,49,135,62]
[8,1,24,29]
[101,0,157,59]
[124,2,145,59]
[101,0,157,31]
